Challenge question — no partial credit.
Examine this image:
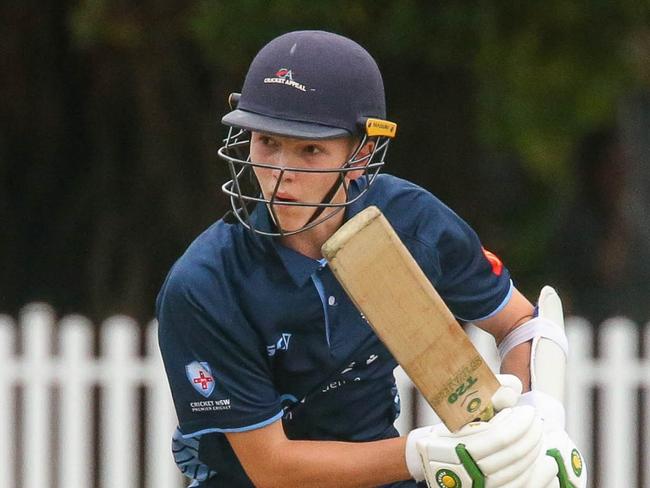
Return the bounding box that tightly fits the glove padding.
[518,389,587,487]
[415,406,559,487]
[544,429,587,488]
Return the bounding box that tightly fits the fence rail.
[1,305,648,487]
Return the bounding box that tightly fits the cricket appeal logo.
[264,68,309,92]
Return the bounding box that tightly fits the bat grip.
[473,403,495,423]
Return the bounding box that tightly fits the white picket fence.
[1,304,649,487]
[0,304,182,488]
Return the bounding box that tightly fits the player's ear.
[358,139,375,158]
[345,138,375,181]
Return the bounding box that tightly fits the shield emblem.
[185,361,215,398]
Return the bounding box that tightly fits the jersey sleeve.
[390,189,512,323]
[156,265,283,437]
[433,207,512,322]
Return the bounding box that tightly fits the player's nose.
[271,149,299,180]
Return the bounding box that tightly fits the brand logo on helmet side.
[264,67,309,92]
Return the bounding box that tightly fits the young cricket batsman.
[157,30,586,487]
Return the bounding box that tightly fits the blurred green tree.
[1,1,647,320]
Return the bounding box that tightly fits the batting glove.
[415,406,558,487]
[405,373,523,482]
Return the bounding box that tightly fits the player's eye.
[254,134,277,148]
[303,144,322,155]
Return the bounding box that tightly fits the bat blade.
[322,206,500,432]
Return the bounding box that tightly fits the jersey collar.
[273,243,323,287]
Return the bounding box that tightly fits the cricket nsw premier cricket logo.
[264,68,309,92]
[186,361,215,398]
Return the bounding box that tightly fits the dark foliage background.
[2,2,649,323]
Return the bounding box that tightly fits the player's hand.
[408,406,559,486]
[544,429,587,488]
[405,373,523,481]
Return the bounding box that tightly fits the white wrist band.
[497,316,568,360]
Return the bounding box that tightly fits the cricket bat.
[321,206,500,432]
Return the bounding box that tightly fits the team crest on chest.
[186,361,215,398]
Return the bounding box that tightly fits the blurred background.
[2,1,650,324]
[1,2,650,487]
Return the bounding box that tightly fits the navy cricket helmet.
[218,30,397,236]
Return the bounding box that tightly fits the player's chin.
[269,205,313,232]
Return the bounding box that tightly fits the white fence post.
[599,318,638,486]
[0,314,16,488]
[58,315,94,487]
[566,316,595,474]
[22,304,54,488]
[145,320,183,488]
[100,316,140,488]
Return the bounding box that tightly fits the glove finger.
[482,435,542,486]
[529,452,560,488]
[486,445,558,488]
[478,414,543,474]
[465,406,536,459]
[492,374,522,411]
[495,374,523,394]
[492,385,520,411]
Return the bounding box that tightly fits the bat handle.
[474,403,495,423]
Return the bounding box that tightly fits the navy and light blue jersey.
[157,173,512,487]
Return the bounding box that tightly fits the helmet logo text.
[264,68,308,92]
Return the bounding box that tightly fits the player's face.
[250,132,360,232]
